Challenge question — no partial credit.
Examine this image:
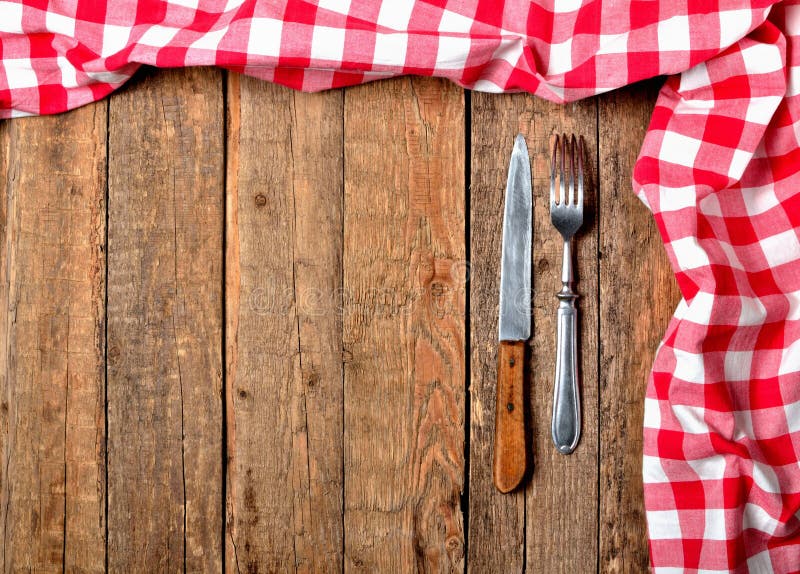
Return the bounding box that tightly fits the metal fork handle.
[552,238,580,454]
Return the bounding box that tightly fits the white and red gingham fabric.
[2,0,800,571]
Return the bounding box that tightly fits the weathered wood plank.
[342,77,466,572]
[598,81,678,573]
[225,75,345,572]
[0,105,107,573]
[107,68,224,572]
[470,93,599,573]
[525,98,599,573]
[468,93,527,573]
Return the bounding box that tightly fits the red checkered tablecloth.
[2,1,800,571]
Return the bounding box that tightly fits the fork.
[549,134,584,455]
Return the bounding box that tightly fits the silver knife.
[493,134,532,494]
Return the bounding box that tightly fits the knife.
[493,134,532,494]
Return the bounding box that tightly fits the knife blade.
[493,134,531,494]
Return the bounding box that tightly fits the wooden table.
[0,67,680,573]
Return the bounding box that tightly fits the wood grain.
[225,74,345,573]
[598,81,679,573]
[493,340,527,494]
[0,106,107,573]
[343,77,465,572]
[468,93,526,573]
[525,98,600,574]
[107,68,224,572]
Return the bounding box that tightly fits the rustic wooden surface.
[107,67,225,572]
[0,69,679,573]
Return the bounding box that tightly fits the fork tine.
[550,134,557,205]
[568,134,576,205]
[577,135,584,208]
[559,133,566,205]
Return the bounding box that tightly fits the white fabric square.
[247,18,283,57]
[673,347,705,384]
[311,25,345,62]
[784,399,800,433]
[224,0,246,10]
[724,351,752,381]
[745,96,783,125]
[743,503,780,535]
[138,25,181,48]
[373,33,407,66]
[727,148,751,181]
[686,291,713,325]
[2,59,38,89]
[644,397,662,429]
[317,0,351,15]
[719,10,752,47]
[552,0,582,12]
[670,236,711,270]
[56,56,78,88]
[439,9,474,33]
[660,131,702,168]
[547,38,572,75]
[688,455,726,481]
[674,298,690,321]
[738,296,766,326]
[0,1,23,33]
[742,185,779,216]
[472,79,504,93]
[643,455,670,483]
[760,229,800,267]
[742,43,783,75]
[674,97,714,116]
[597,32,629,55]
[789,66,800,97]
[491,37,524,66]
[436,35,471,70]
[659,186,696,212]
[752,462,781,493]
[673,404,708,434]
[787,289,800,320]
[191,27,228,51]
[647,510,682,539]
[679,63,711,92]
[167,0,199,8]
[377,2,414,30]
[779,337,800,375]
[703,509,728,540]
[46,11,76,37]
[102,25,131,57]
[658,15,690,52]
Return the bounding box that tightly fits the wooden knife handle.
[493,340,527,493]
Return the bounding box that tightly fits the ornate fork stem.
[553,237,580,454]
[549,134,583,455]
